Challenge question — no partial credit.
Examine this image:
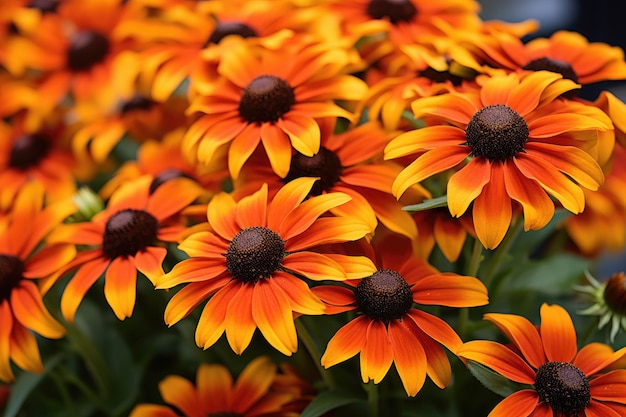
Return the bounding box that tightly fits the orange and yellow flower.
[385,71,612,248]
[184,41,367,179]
[0,182,76,382]
[412,208,475,262]
[129,356,305,417]
[46,175,200,321]
[312,234,488,396]
[458,303,626,417]
[155,177,375,356]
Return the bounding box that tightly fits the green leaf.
[300,388,364,417]
[4,353,64,417]
[403,195,448,212]
[467,361,523,398]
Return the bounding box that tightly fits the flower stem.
[366,380,379,417]
[296,318,336,389]
[459,237,484,339]
[483,215,524,288]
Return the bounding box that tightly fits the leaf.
[300,388,364,417]
[3,353,64,417]
[468,361,524,398]
[403,195,448,212]
[510,209,571,255]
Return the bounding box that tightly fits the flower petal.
[158,375,203,417]
[0,302,14,382]
[207,192,239,241]
[279,192,351,241]
[233,356,277,414]
[321,316,368,368]
[472,163,512,249]
[539,303,577,362]
[252,280,298,355]
[235,184,267,228]
[407,310,464,354]
[447,158,492,217]
[11,281,65,339]
[411,274,488,307]
[195,282,240,350]
[61,258,109,322]
[457,341,536,384]
[575,344,626,376]
[483,313,546,369]
[282,251,346,281]
[267,177,316,231]
[104,256,138,321]
[224,284,256,355]
[261,123,292,178]
[487,390,539,417]
[271,272,325,315]
[196,364,233,413]
[360,319,393,384]
[9,322,43,374]
[589,370,626,403]
[388,320,427,396]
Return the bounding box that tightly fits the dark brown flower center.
[120,95,155,114]
[355,269,413,322]
[283,147,343,196]
[149,169,193,194]
[102,209,159,259]
[207,21,258,45]
[366,0,417,24]
[27,0,60,13]
[9,134,51,170]
[603,272,626,315]
[535,362,590,416]
[0,255,24,302]
[67,31,110,72]
[238,75,295,124]
[225,226,285,283]
[523,57,579,83]
[465,104,529,162]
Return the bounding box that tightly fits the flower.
[129,356,304,417]
[155,177,375,356]
[184,40,367,179]
[458,303,626,417]
[411,207,475,262]
[46,175,200,321]
[0,182,76,382]
[312,234,488,396]
[385,71,612,248]
[576,271,626,343]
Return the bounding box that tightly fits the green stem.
[366,380,379,417]
[483,215,524,288]
[64,322,112,399]
[55,365,108,412]
[459,238,484,339]
[295,319,336,389]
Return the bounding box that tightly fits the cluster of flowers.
[1,0,626,416]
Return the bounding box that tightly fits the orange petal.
[487,390,539,417]
[279,192,351,241]
[0,302,14,382]
[270,272,325,315]
[539,303,577,362]
[472,164,512,249]
[251,280,298,355]
[321,316,368,368]
[388,320,427,396]
[195,282,240,349]
[360,319,393,384]
[447,158,493,217]
[135,246,167,285]
[502,163,554,231]
[457,341,536,384]
[147,178,201,221]
[575,344,626,376]
[277,114,320,157]
[508,71,563,116]
[163,278,229,326]
[224,284,256,355]
[584,400,623,417]
[407,310,463,354]
[228,123,262,180]
[196,363,233,413]
[207,192,239,241]
[235,184,267,228]
[178,232,229,258]
[282,251,345,281]
[197,116,246,165]
[483,313,546,369]
[480,73,518,106]
[129,405,179,417]
[261,123,292,178]
[158,375,203,417]
[285,217,373,252]
[589,370,626,403]
[311,284,356,314]
[11,281,65,339]
[233,356,277,414]
[411,274,488,307]
[410,94,476,126]
[61,258,109,322]
[384,126,467,159]
[414,328,452,389]
[23,244,76,279]
[9,322,43,374]
[104,256,138,321]
[267,177,316,231]
[107,176,150,213]
[156,258,227,289]
[323,254,377,279]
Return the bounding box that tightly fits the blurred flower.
[184,41,367,179]
[458,303,626,417]
[0,182,76,382]
[46,175,200,321]
[385,71,611,248]
[129,356,304,417]
[313,234,487,396]
[155,177,375,356]
[576,271,626,343]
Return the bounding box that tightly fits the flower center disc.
[465,104,529,162]
[238,75,295,124]
[355,269,413,322]
[284,147,343,196]
[207,21,258,45]
[149,169,192,194]
[9,134,51,170]
[523,57,579,83]
[120,95,155,114]
[366,0,417,24]
[535,362,590,415]
[0,255,24,302]
[102,209,159,259]
[603,272,626,315]
[67,30,110,72]
[27,0,59,13]
[225,226,285,283]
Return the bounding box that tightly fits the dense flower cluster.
[1,0,626,416]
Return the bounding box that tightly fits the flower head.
[577,271,626,343]
[155,177,375,356]
[458,303,626,417]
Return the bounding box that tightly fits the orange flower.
[312,235,487,396]
[46,175,200,321]
[458,304,626,417]
[129,356,303,417]
[0,182,76,382]
[184,41,367,179]
[155,177,375,356]
[412,208,475,262]
[385,71,612,248]
[236,119,429,239]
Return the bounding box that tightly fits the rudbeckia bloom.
[236,119,429,239]
[458,303,626,417]
[184,41,368,179]
[577,271,626,343]
[155,177,375,356]
[312,235,488,396]
[411,208,475,262]
[385,71,611,248]
[0,182,76,382]
[46,175,200,321]
[129,356,306,417]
